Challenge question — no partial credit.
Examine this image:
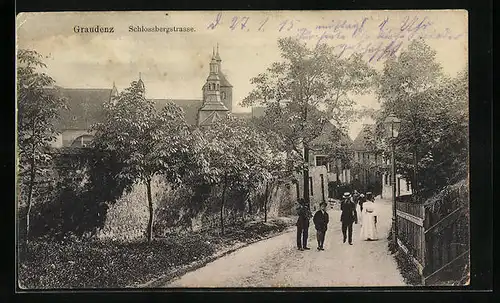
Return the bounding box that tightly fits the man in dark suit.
[313,202,329,250]
[340,192,358,245]
[296,198,312,250]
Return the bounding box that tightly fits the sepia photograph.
[16,10,469,289]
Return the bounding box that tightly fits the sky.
[16,10,468,139]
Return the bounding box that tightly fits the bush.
[18,217,295,288]
[19,148,135,241]
[18,235,216,289]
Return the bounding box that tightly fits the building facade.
[51,46,233,148]
[351,123,413,198]
[351,123,384,194]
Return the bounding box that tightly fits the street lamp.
[384,113,401,247]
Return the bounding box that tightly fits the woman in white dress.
[360,198,378,241]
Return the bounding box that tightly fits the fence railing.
[395,183,469,285]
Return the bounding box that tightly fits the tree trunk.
[25,147,37,244]
[303,144,310,205]
[336,163,340,183]
[220,178,228,235]
[264,181,269,222]
[146,178,154,243]
[248,192,252,215]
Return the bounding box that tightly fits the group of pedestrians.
[295,190,379,251]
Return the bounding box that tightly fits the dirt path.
[166,197,405,287]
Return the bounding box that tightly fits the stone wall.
[293,166,329,211]
[97,176,167,241]
[97,177,296,241]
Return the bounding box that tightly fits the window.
[315,155,328,167]
[221,91,226,100]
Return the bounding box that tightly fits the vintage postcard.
[16,10,469,289]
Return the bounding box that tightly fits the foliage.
[375,40,468,200]
[241,37,376,202]
[17,49,68,241]
[194,117,287,233]
[19,148,136,241]
[91,80,193,242]
[17,218,295,288]
[17,49,66,176]
[242,37,375,149]
[91,81,191,186]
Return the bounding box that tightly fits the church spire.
[200,49,227,113]
[214,43,221,62]
[137,72,145,97]
[111,81,119,103]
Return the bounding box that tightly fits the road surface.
[166,197,405,287]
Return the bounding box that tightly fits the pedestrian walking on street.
[358,193,366,213]
[340,192,358,245]
[360,197,378,241]
[366,192,375,202]
[357,194,366,223]
[296,198,312,251]
[352,190,360,205]
[313,202,329,251]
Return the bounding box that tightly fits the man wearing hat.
[296,198,312,250]
[313,201,329,250]
[340,192,358,245]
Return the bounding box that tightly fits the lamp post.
[384,114,401,247]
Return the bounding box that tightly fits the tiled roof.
[202,72,232,89]
[152,99,203,126]
[311,122,352,148]
[199,111,224,126]
[54,88,204,130]
[351,124,375,151]
[55,88,112,130]
[219,72,232,87]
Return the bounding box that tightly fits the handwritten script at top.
[206,13,464,63]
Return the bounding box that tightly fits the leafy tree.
[17,49,67,242]
[197,117,286,233]
[242,37,375,204]
[376,40,468,200]
[91,80,192,242]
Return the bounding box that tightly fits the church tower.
[110,81,119,105]
[202,44,233,114]
[136,73,145,98]
[198,47,229,126]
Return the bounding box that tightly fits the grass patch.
[17,217,295,289]
[392,249,423,286]
[387,230,422,286]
